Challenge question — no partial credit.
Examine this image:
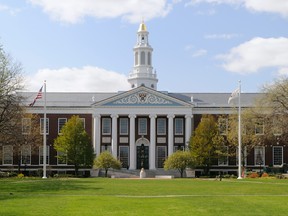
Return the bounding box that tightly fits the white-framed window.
[40,118,49,135]
[138,118,147,135]
[79,118,85,129]
[102,117,111,135]
[255,119,264,135]
[3,145,13,165]
[273,146,283,166]
[39,146,49,165]
[21,145,31,165]
[218,146,228,166]
[156,146,167,168]
[101,145,112,153]
[218,118,228,135]
[58,118,67,134]
[22,118,31,134]
[175,118,184,135]
[135,52,138,65]
[157,118,166,135]
[174,145,185,152]
[140,51,145,65]
[57,151,67,165]
[119,146,129,169]
[254,146,265,166]
[119,118,129,135]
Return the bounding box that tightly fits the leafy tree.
[94,151,122,177]
[189,115,225,175]
[164,150,195,178]
[0,44,25,142]
[54,115,94,175]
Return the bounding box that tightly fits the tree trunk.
[105,169,108,177]
[74,164,79,176]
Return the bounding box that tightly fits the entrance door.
[137,144,149,169]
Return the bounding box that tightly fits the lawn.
[1,177,288,216]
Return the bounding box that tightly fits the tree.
[189,115,225,175]
[0,44,25,142]
[94,151,121,177]
[164,150,194,178]
[54,115,94,175]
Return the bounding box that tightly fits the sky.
[0,0,288,93]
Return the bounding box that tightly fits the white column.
[149,114,157,170]
[111,114,118,158]
[93,114,101,157]
[129,114,136,170]
[185,114,193,150]
[168,114,175,156]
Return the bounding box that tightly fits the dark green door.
[137,144,149,169]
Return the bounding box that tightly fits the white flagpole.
[237,80,242,179]
[42,80,47,179]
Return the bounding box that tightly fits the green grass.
[1,177,288,216]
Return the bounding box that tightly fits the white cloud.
[186,0,288,17]
[278,67,288,76]
[192,49,207,57]
[0,3,21,15]
[27,0,174,24]
[26,66,130,92]
[218,37,288,74]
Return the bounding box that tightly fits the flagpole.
[42,80,47,179]
[237,80,242,179]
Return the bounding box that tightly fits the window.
[273,146,283,166]
[254,146,265,166]
[57,151,67,165]
[218,146,228,166]
[21,145,31,165]
[135,52,138,65]
[156,146,167,168]
[148,52,151,65]
[218,118,227,135]
[175,118,184,135]
[3,145,13,165]
[120,118,129,135]
[102,118,111,135]
[273,118,282,136]
[174,145,185,152]
[157,118,166,135]
[39,146,49,165]
[138,118,147,135]
[58,118,67,134]
[101,145,111,153]
[40,118,49,134]
[119,146,129,169]
[22,118,31,134]
[255,119,264,135]
[140,51,145,65]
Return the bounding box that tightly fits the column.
[168,114,175,156]
[93,114,101,157]
[111,114,118,158]
[129,114,136,170]
[185,114,193,150]
[149,114,157,170]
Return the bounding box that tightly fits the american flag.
[29,86,43,106]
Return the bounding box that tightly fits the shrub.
[261,172,269,178]
[17,173,24,178]
[248,172,259,178]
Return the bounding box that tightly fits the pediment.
[93,86,191,107]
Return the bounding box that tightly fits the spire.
[128,22,158,90]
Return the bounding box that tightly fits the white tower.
[128,21,158,90]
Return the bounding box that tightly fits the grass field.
[1,177,288,216]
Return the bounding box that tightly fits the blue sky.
[0,0,288,93]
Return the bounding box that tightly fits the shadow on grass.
[0,178,103,201]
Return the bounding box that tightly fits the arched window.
[148,52,151,65]
[140,51,145,65]
[135,52,138,65]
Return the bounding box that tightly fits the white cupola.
[128,21,158,90]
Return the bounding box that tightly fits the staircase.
[97,168,181,178]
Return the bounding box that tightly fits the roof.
[20,91,262,108]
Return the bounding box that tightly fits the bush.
[17,173,24,178]
[261,172,269,178]
[248,172,259,178]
